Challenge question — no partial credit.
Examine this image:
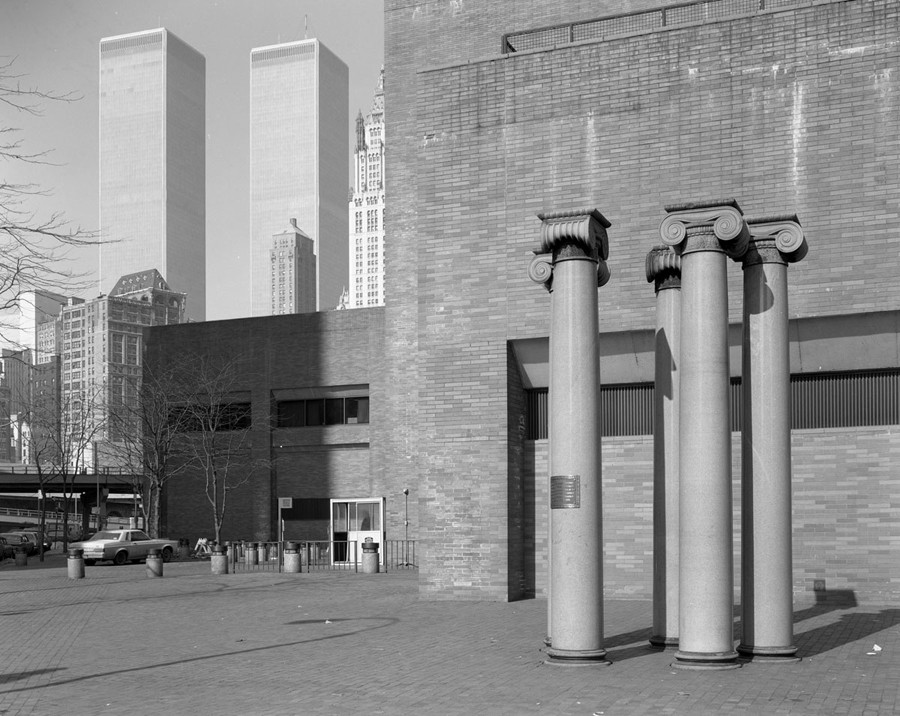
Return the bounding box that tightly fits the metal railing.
[0,464,138,476]
[227,541,283,572]
[300,541,359,572]
[219,539,419,574]
[502,0,807,53]
[383,540,417,570]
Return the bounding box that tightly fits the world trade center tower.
[250,38,349,315]
[99,29,206,321]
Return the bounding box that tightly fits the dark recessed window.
[276,396,370,428]
[525,369,900,440]
[325,398,344,425]
[276,401,305,428]
[305,399,325,426]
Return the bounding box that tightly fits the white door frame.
[329,497,384,565]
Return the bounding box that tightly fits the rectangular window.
[305,399,325,426]
[277,401,305,428]
[275,396,370,428]
[525,369,900,440]
[325,398,344,425]
[346,397,369,424]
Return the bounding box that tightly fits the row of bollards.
[65,538,383,581]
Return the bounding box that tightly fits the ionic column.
[646,246,682,648]
[529,208,611,666]
[659,200,749,670]
[737,216,808,663]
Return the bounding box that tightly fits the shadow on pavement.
[0,616,399,695]
[0,668,66,685]
[795,608,900,658]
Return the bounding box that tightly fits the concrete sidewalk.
[0,559,896,715]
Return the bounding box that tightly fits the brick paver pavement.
[0,556,897,715]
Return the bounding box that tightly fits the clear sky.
[2,0,385,321]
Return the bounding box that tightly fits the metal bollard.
[283,542,301,573]
[211,544,228,575]
[178,538,191,561]
[146,548,163,578]
[248,542,259,566]
[361,537,379,574]
[68,548,85,580]
[14,546,28,567]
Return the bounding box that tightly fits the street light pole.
[402,488,409,565]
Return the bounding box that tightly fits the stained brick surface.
[149,0,900,600]
[148,309,385,544]
[529,427,900,603]
[385,0,900,599]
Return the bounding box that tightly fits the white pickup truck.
[73,529,179,566]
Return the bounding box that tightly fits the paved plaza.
[0,556,896,715]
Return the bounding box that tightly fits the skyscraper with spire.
[98,28,206,321]
[348,68,385,308]
[250,38,349,315]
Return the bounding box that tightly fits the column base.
[649,634,679,649]
[737,643,800,663]
[671,649,741,671]
[544,646,611,667]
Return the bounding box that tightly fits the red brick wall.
[386,0,900,598]
[151,309,386,544]
[529,427,900,604]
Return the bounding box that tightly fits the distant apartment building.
[58,270,185,470]
[270,220,316,315]
[250,38,349,315]
[0,290,68,356]
[36,314,65,366]
[0,348,32,463]
[99,28,206,321]
[348,68,385,308]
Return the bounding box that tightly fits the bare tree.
[24,369,108,550]
[170,354,260,544]
[1,57,98,345]
[105,364,194,538]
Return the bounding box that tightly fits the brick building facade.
[156,0,900,603]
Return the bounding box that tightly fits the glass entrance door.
[330,498,384,565]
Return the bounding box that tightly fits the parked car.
[70,529,178,566]
[0,537,14,561]
[10,531,51,553]
[0,533,36,556]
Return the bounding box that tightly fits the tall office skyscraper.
[99,29,206,321]
[348,68,385,308]
[250,38,349,315]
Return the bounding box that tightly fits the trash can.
[211,544,228,575]
[14,545,27,567]
[146,548,163,578]
[361,538,379,574]
[67,548,85,580]
[283,542,301,573]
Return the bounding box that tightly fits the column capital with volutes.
[646,245,682,293]
[741,215,808,268]
[659,199,750,260]
[529,209,612,291]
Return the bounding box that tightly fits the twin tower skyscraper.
[98,28,349,321]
